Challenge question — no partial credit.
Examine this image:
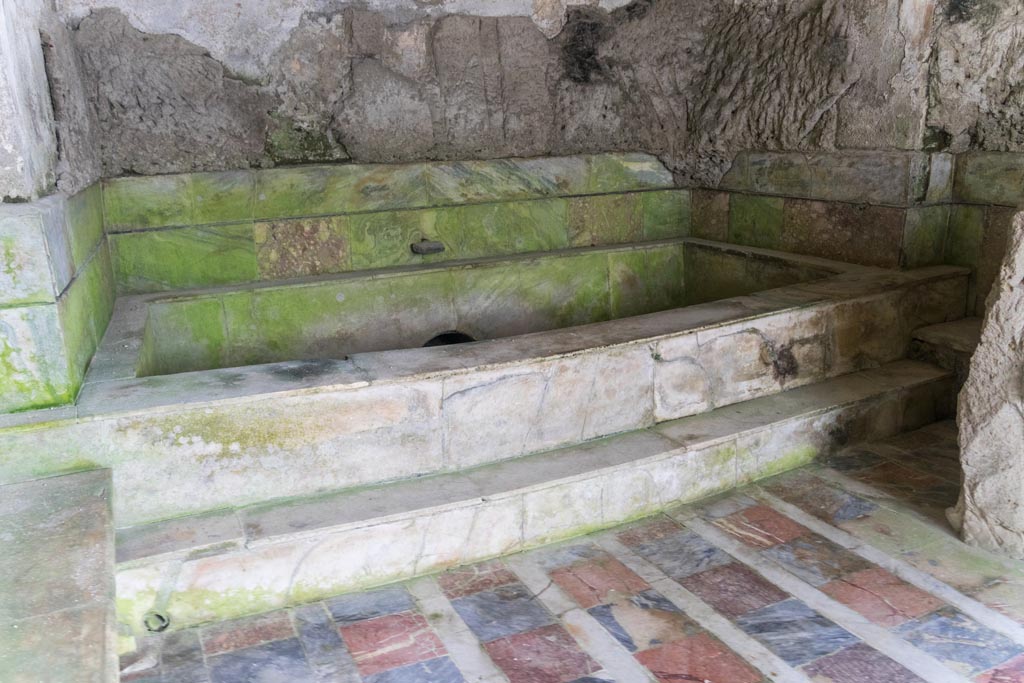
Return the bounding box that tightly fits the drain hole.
[143,611,170,633]
[423,330,476,347]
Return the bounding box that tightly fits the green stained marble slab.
[728,194,784,249]
[609,243,686,316]
[348,209,438,270]
[568,193,642,247]
[103,174,194,232]
[0,213,55,306]
[0,304,73,412]
[954,152,1024,206]
[944,205,985,269]
[254,164,430,220]
[433,199,569,259]
[142,298,227,376]
[58,247,115,386]
[192,170,256,225]
[901,206,950,269]
[642,190,691,240]
[65,184,105,271]
[582,153,674,193]
[111,224,258,293]
[424,158,565,205]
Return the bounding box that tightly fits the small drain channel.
[143,611,170,633]
[423,330,476,347]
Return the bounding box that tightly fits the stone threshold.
[114,359,954,635]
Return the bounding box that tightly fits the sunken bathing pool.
[0,153,967,528]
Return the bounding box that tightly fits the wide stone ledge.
[0,255,968,525]
[113,360,953,636]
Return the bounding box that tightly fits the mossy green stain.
[728,194,785,250]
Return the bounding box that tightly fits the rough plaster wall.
[0,0,58,200]
[66,0,936,184]
[928,0,1024,151]
[951,212,1024,559]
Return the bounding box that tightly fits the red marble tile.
[200,609,295,655]
[803,642,925,682]
[714,505,809,549]
[977,653,1024,683]
[339,611,447,676]
[483,624,600,683]
[617,518,686,548]
[820,567,944,628]
[437,560,519,599]
[635,632,762,683]
[550,555,651,609]
[678,562,788,618]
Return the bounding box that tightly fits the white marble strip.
[752,487,1024,647]
[406,577,509,683]
[596,535,812,683]
[503,553,658,682]
[685,517,974,683]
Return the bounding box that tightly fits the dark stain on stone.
[762,340,799,383]
[269,359,342,381]
[620,0,653,21]
[923,126,953,151]
[946,0,978,23]
[561,9,611,84]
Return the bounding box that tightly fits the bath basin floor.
[119,422,1024,683]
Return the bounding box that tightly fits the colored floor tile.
[617,519,732,580]
[483,623,600,683]
[896,607,1024,676]
[820,566,944,627]
[200,609,295,656]
[762,533,873,587]
[762,471,878,524]
[340,611,448,677]
[587,589,698,652]
[801,642,926,683]
[735,598,859,667]
[549,550,652,609]
[327,586,417,624]
[364,656,465,683]
[450,582,555,642]
[678,561,788,618]
[634,632,762,683]
[977,653,1024,683]
[437,560,519,600]
[293,603,360,680]
[713,504,809,549]
[207,637,317,683]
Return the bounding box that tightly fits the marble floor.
[120,421,1024,683]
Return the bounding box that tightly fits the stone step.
[0,469,117,682]
[910,317,982,387]
[114,359,954,638]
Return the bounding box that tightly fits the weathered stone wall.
[952,212,1024,559]
[51,0,959,185]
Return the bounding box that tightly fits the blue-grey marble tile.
[450,582,554,643]
[735,598,859,667]
[762,534,871,587]
[326,587,416,625]
[829,491,879,523]
[895,607,1024,675]
[293,603,360,681]
[587,603,637,652]
[207,638,317,683]
[587,589,689,653]
[160,629,209,682]
[364,655,465,683]
[533,543,605,571]
[629,529,732,580]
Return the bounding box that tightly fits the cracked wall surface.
[51,0,1018,186]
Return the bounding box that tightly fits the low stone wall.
[0,187,115,412]
[102,153,689,293]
